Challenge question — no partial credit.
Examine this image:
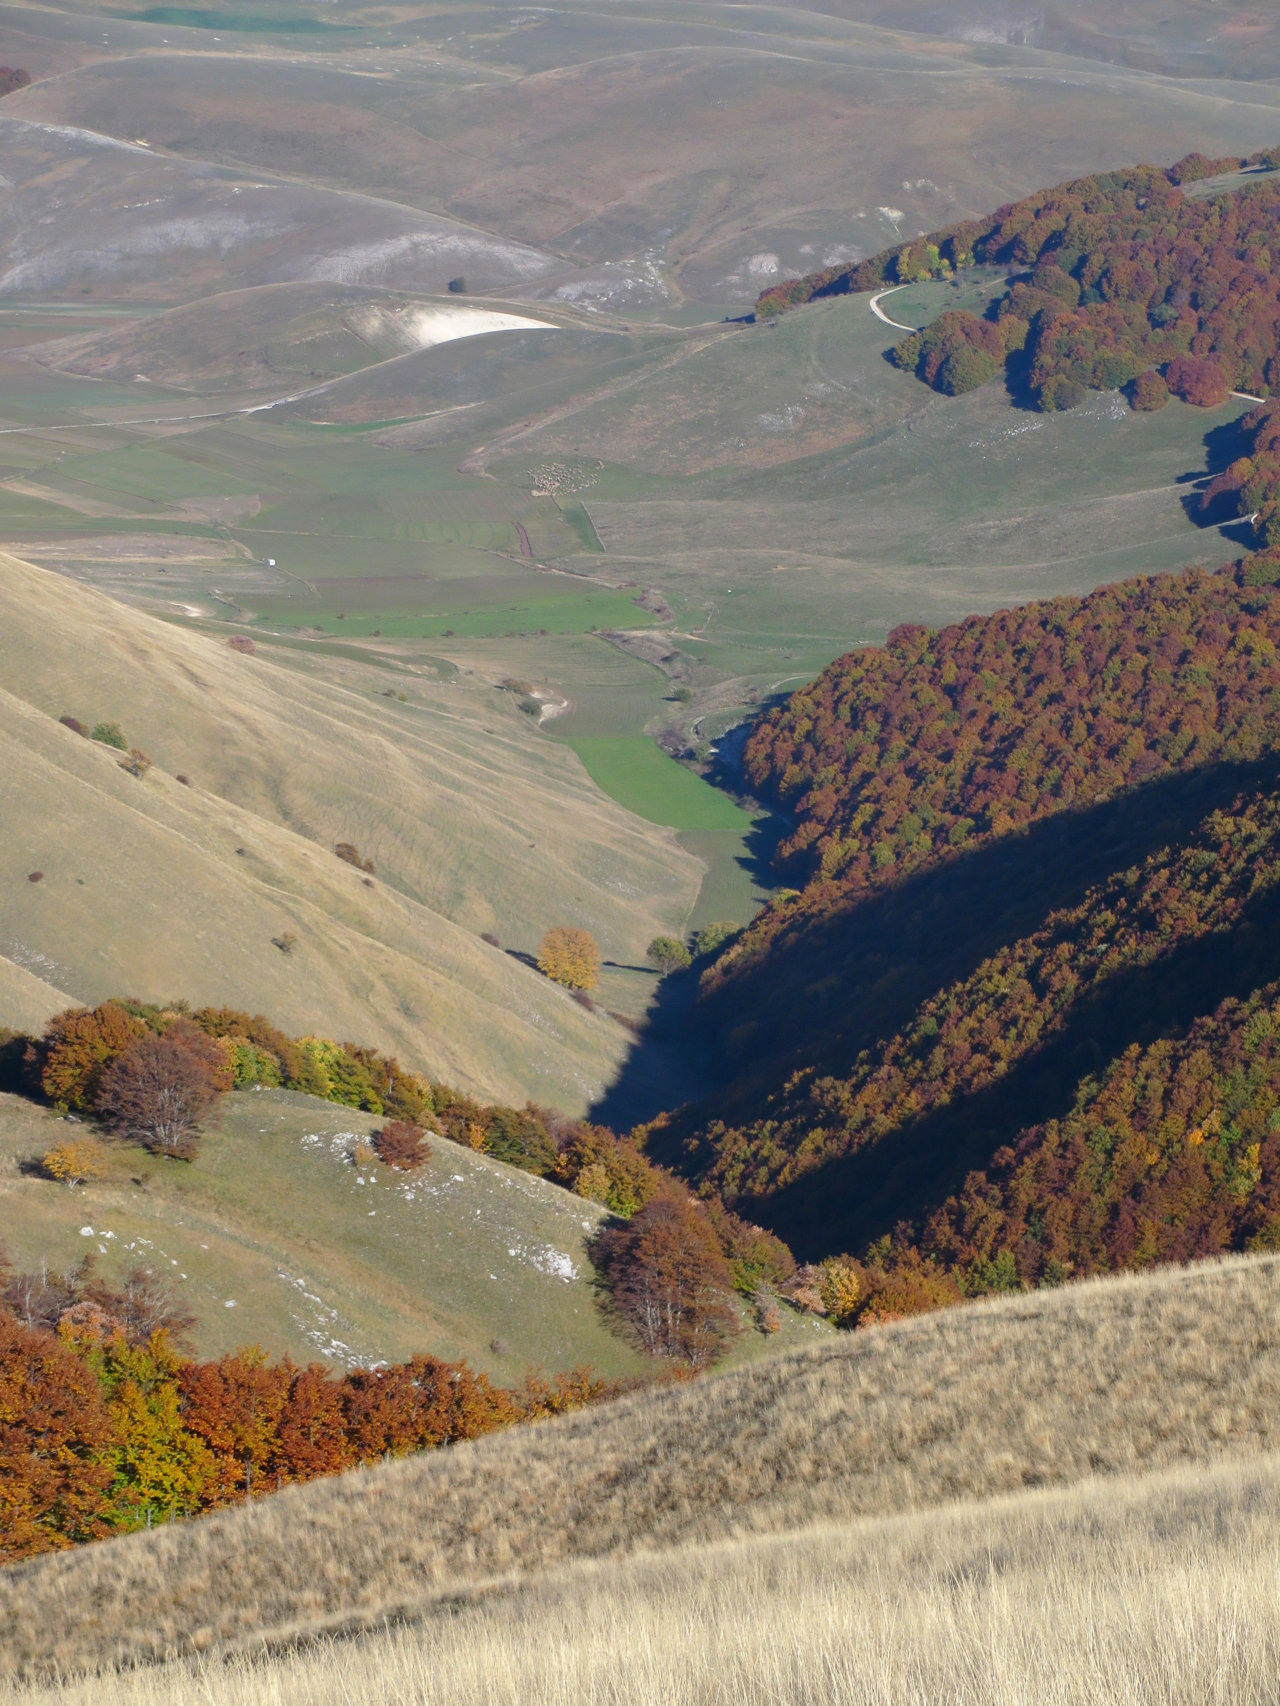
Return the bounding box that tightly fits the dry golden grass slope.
[5,1252,1280,1682]
[0,551,701,1107]
[11,1453,1280,1706]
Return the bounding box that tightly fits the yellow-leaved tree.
[537,926,600,991]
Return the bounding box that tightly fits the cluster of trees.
[0,1258,611,1562]
[798,980,1280,1327]
[684,777,1280,1206]
[9,996,797,1365]
[760,149,1280,409]
[729,559,1280,915]
[1201,399,1280,547]
[889,310,1021,396]
[58,714,153,779]
[659,547,1280,1323]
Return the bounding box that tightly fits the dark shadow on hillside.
[710,755,1280,1092]
[590,966,707,1133]
[625,754,1280,1182]
[1179,412,1256,538]
[749,858,1280,1259]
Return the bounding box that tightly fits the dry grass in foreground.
[10,1451,1280,1706]
[7,1254,1280,1681]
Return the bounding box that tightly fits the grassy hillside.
[0,1088,650,1379]
[5,1252,1280,1679]
[12,1454,1279,1704]
[0,549,703,1110]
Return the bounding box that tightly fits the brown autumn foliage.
[0,1313,115,1560]
[759,149,1280,411]
[0,1274,619,1559]
[95,1023,232,1158]
[372,1118,432,1171]
[334,842,375,875]
[595,1193,740,1367]
[29,1001,147,1112]
[687,779,1280,1210]
[733,560,1280,902]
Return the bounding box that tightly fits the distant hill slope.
[7,1252,1280,1679]
[0,551,701,1109]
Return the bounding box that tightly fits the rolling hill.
[0,548,703,1112]
[5,1250,1280,1684]
[0,1085,649,1379]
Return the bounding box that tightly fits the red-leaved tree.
[596,1193,739,1367]
[95,1022,231,1159]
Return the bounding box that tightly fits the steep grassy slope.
[5,1252,1280,1678]
[0,550,702,1108]
[14,1454,1280,1705]
[0,1087,652,1380]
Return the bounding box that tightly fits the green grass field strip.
[558,499,604,553]
[564,737,753,831]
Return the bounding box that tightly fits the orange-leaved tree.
[0,1313,116,1560]
[31,1001,146,1113]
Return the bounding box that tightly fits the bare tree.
[95,1024,228,1159]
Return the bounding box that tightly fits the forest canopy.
[758,149,1280,409]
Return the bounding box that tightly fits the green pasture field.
[564,738,753,831]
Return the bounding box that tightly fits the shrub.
[0,67,30,98]
[692,921,739,960]
[227,635,257,655]
[1038,374,1086,411]
[59,716,88,737]
[537,925,600,990]
[95,1023,231,1159]
[27,871,42,884]
[646,936,692,974]
[90,723,127,751]
[1129,369,1169,410]
[334,842,375,876]
[480,931,501,948]
[373,1119,432,1171]
[41,1139,109,1188]
[272,931,298,955]
[118,748,153,779]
